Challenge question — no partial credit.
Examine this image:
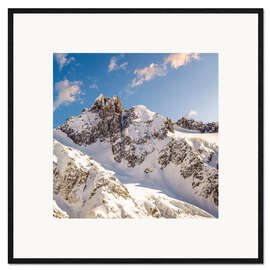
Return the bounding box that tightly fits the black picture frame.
[8,8,264,264]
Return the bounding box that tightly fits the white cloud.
[89,82,99,89]
[108,56,128,72]
[53,79,82,111]
[125,88,135,96]
[119,62,128,69]
[108,57,117,72]
[187,110,198,118]
[164,53,200,69]
[54,53,75,71]
[130,53,200,88]
[131,63,167,87]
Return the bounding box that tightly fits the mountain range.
[53,94,219,218]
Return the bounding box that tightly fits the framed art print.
[8,9,263,263]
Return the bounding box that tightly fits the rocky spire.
[96,93,104,101]
[90,93,122,115]
[87,94,123,144]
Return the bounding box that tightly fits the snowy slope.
[174,125,218,145]
[53,139,213,218]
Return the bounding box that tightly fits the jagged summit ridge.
[176,117,218,133]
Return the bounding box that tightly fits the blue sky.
[53,53,218,128]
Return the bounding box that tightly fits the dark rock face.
[89,94,122,143]
[176,117,218,133]
[158,139,191,169]
[144,168,154,174]
[112,140,147,167]
[193,166,219,206]
[58,94,123,145]
[165,117,174,133]
[158,138,219,207]
[204,122,219,133]
[90,94,122,115]
[122,107,137,128]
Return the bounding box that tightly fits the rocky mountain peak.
[90,93,122,115]
[96,92,104,101]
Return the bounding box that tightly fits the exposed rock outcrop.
[176,117,218,133]
[58,94,122,145]
[158,138,218,207]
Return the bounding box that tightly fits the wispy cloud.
[125,88,135,96]
[130,53,200,88]
[131,63,167,87]
[89,82,99,90]
[53,79,82,111]
[108,57,117,72]
[165,53,200,69]
[54,53,75,71]
[108,55,128,72]
[119,62,128,70]
[187,110,198,118]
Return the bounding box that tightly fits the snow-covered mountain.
[54,94,219,217]
[53,140,213,218]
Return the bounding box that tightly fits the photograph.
[53,53,219,219]
[8,8,263,263]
